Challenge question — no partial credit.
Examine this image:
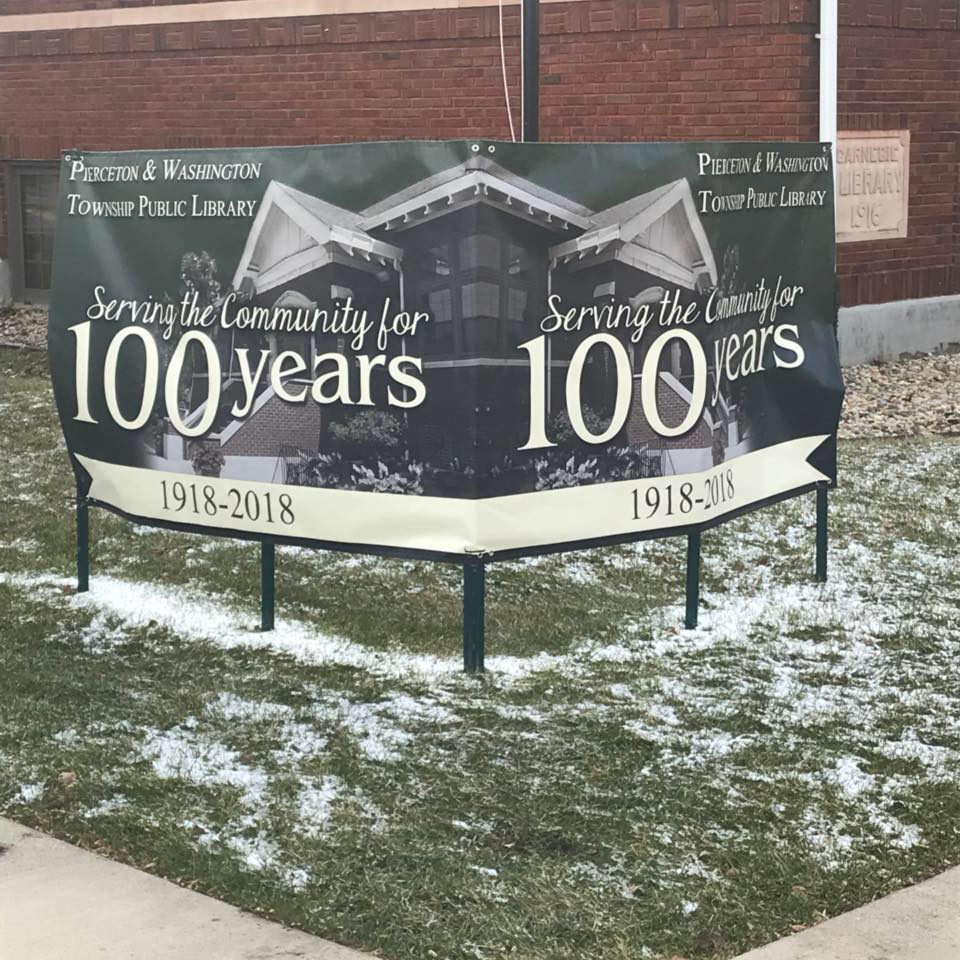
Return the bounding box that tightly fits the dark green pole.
[463,561,485,673]
[684,530,701,629]
[261,539,275,631]
[76,495,89,594]
[522,0,540,143]
[816,485,828,583]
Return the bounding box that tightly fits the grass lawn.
[2,345,960,960]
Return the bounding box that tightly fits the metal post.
[684,530,701,629]
[819,0,838,169]
[261,539,275,631]
[463,561,485,673]
[77,495,89,594]
[521,0,540,143]
[816,485,828,583]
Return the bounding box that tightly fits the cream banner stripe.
[77,436,829,556]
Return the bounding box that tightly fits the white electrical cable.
[520,0,525,139]
[498,0,517,142]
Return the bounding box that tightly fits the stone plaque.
[836,130,910,243]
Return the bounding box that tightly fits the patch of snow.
[562,559,600,584]
[877,731,957,770]
[494,704,547,724]
[677,858,722,882]
[587,643,643,664]
[51,728,80,746]
[649,704,681,727]
[140,726,268,808]
[0,572,569,682]
[15,782,44,804]
[623,720,667,743]
[801,808,855,869]
[804,756,876,798]
[204,693,294,723]
[298,776,342,836]
[452,818,494,834]
[83,794,129,818]
[274,722,330,762]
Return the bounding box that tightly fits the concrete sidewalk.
[4,815,959,960]
[736,865,960,960]
[0,817,371,959]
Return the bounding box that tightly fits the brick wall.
[220,390,324,456]
[627,375,713,450]
[836,17,960,305]
[0,0,957,308]
[0,0,224,14]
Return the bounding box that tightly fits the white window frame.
[5,161,59,304]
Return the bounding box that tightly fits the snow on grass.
[0,571,569,682]
[138,721,334,884]
[117,686,452,877]
[15,782,44,804]
[298,776,343,837]
[0,478,947,695]
[82,794,130,819]
[185,816,311,890]
[0,537,40,554]
[322,694,455,762]
[3,435,960,931]
[51,727,81,746]
[801,807,856,868]
[140,724,270,809]
[453,818,494,833]
[877,731,959,771]
[201,693,331,761]
[818,756,876,798]
[204,693,295,723]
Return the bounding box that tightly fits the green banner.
[49,140,843,559]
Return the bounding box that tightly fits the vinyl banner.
[49,141,844,560]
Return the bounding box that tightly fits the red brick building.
[1,0,957,361]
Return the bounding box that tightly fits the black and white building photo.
[151,155,751,496]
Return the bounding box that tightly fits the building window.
[459,233,500,271]
[20,173,57,292]
[6,163,59,302]
[428,287,454,353]
[428,287,452,323]
[461,280,500,353]
[405,209,546,360]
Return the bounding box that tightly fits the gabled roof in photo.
[358,155,593,233]
[275,181,362,230]
[231,181,403,296]
[232,162,717,297]
[550,179,719,290]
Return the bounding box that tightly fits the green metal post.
[522,0,540,143]
[684,530,701,629]
[816,485,828,583]
[77,495,89,594]
[463,561,485,673]
[261,539,275,631]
